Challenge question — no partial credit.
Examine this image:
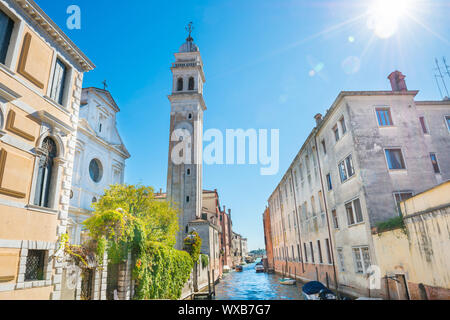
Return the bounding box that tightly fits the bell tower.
[167,24,207,249]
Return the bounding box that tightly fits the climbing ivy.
[200,254,209,268]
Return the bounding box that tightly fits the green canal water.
[214,263,304,300]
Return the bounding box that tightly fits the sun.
[367,0,410,39]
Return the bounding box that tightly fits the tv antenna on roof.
[434,58,449,99]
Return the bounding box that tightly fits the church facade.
[68,87,130,245]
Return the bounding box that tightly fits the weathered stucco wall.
[373,182,450,300]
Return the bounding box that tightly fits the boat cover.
[302,281,333,295]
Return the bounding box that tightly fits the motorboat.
[235,265,243,272]
[302,281,337,300]
[255,262,265,273]
[280,278,296,285]
[223,266,231,274]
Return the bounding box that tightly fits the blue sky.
[37,0,449,250]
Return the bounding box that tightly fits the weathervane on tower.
[186,21,194,41]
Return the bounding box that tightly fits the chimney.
[388,71,408,92]
[223,205,226,213]
[314,113,323,126]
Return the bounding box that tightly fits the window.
[376,107,393,126]
[337,248,345,272]
[352,247,371,274]
[304,243,308,262]
[25,250,46,281]
[346,198,364,226]
[332,210,339,229]
[326,174,333,191]
[339,117,347,134]
[188,113,193,120]
[49,58,67,105]
[385,149,406,170]
[325,239,332,264]
[34,137,57,208]
[89,159,103,183]
[177,78,183,91]
[339,154,355,183]
[310,242,315,263]
[419,117,428,134]
[186,196,190,203]
[321,140,327,155]
[430,153,440,174]
[297,244,302,262]
[0,10,14,64]
[394,192,413,216]
[317,240,323,264]
[186,168,191,176]
[333,125,340,142]
[188,77,195,90]
[446,116,450,132]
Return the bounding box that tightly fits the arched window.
[177,78,183,91]
[34,137,57,208]
[188,77,195,91]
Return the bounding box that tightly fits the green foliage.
[83,184,193,299]
[183,231,202,263]
[376,216,406,234]
[200,254,209,268]
[133,242,193,300]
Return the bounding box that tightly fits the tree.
[83,185,193,300]
[84,184,179,254]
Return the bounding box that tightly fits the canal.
[214,263,304,300]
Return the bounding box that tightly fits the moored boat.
[302,281,337,300]
[255,262,265,273]
[279,278,296,285]
[236,265,243,272]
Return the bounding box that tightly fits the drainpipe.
[289,168,305,274]
[314,135,340,298]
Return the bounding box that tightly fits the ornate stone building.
[0,0,94,300]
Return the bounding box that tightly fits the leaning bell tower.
[167,23,206,250]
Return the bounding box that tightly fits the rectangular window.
[297,244,302,262]
[339,154,355,183]
[317,240,323,264]
[25,250,46,281]
[376,107,393,126]
[332,210,339,229]
[0,10,14,64]
[394,192,413,216]
[337,248,345,272]
[346,198,364,226]
[340,117,347,134]
[321,140,327,155]
[333,125,340,142]
[50,58,67,105]
[385,149,406,170]
[446,116,450,132]
[304,243,308,263]
[353,246,371,274]
[419,117,428,134]
[325,239,332,264]
[310,242,315,263]
[326,174,333,191]
[430,153,440,174]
